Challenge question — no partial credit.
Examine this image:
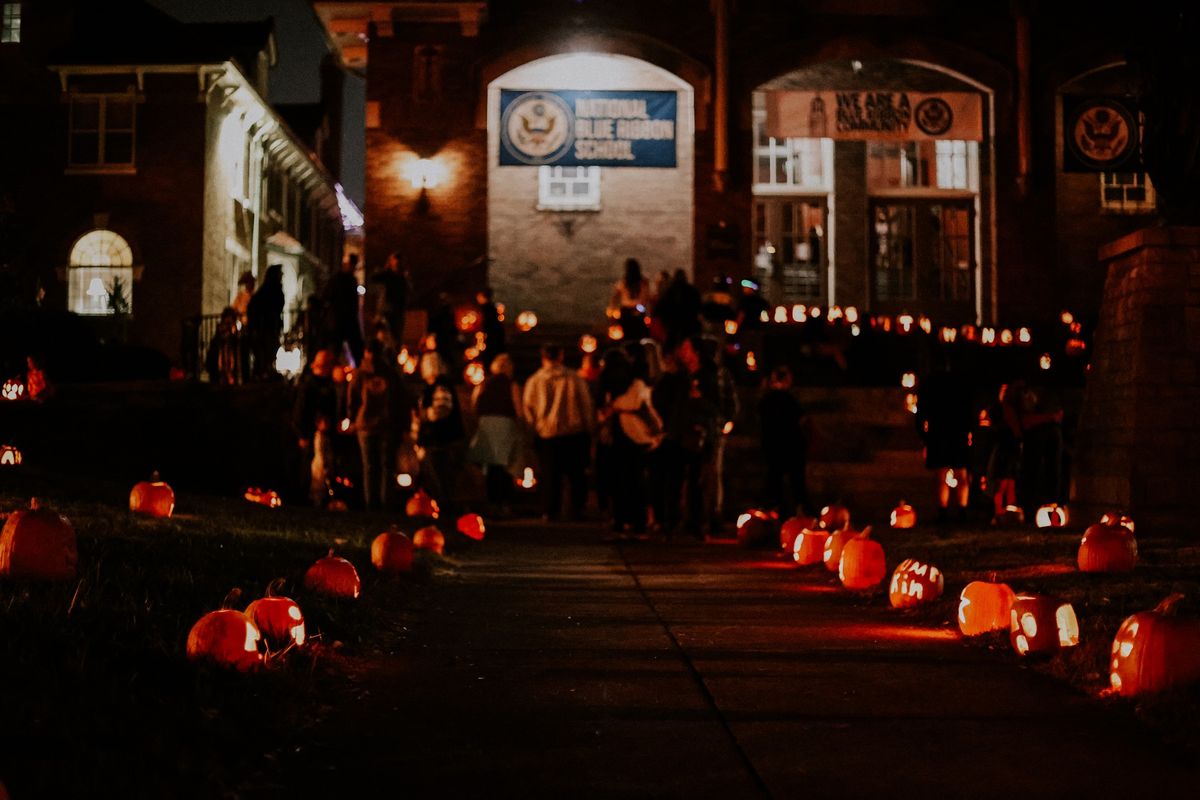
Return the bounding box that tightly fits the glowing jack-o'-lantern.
[455,306,482,333]
[819,504,851,532]
[516,467,537,489]
[397,473,414,488]
[839,527,886,591]
[130,472,175,518]
[822,527,860,573]
[1035,504,1067,528]
[413,525,445,555]
[1,378,25,401]
[516,311,538,332]
[1109,594,1200,697]
[900,372,916,389]
[793,527,829,566]
[457,513,486,541]
[1065,338,1087,356]
[1009,594,1079,657]
[890,502,917,529]
[0,444,21,466]
[245,580,305,649]
[186,609,263,671]
[994,505,1024,526]
[0,498,78,581]
[371,528,414,573]
[580,334,598,353]
[244,487,282,508]
[303,550,361,599]
[405,489,439,519]
[1077,522,1137,573]
[608,324,624,341]
[464,362,486,386]
[1099,512,1134,534]
[958,579,1016,636]
[780,515,817,552]
[736,509,778,548]
[889,559,944,609]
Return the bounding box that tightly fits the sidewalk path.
[285,522,1199,798]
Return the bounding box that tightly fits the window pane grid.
[538,165,601,210]
[1099,171,1155,213]
[69,93,136,168]
[1,3,19,43]
[68,229,134,316]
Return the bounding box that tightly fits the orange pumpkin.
[780,515,817,552]
[889,502,917,529]
[244,487,282,508]
[0,444,21,466]
[186,609,263,671]
[1077,523,1137,573]
[1109,594,1200,697]
[822,527,859,573]
[413,526,445,555]
[406,490,440,519]
[457,513,486,541]
[958,579,1016,636]
[1034,504,1068,528]
[1009,594,1079,657]
[0,498,78,581]
[130,472,175,518]
[736,510,777,548]
[889,559,944,608]
[371,529,414,574]
[792,528,829,566]
[303,550,361,599]
[1099,511,1135,534]
[839,527,886,591]
[819,504,851,532]
[245,581,305,649]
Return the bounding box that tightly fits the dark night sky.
[147,0,365,206]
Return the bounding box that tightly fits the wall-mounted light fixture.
[401,156,447,189]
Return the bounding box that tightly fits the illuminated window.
[68,92,136,170]
[752,109,832,191]
[1,3,19,43]
[867,141,979,191]
[1100,172,1155,213]
[537,166,601,211]
[68,229,134,316]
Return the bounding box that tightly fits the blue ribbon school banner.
[498,89,677,167]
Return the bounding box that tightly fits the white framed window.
[537,166,601,211]
[752,109,833,192]
[1100,172,1155,213]
[68,91,136,171]
[867,140,979,192]
[68,229,134,316]
[1,3,19,43]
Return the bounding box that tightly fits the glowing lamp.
[1009,595,1079,657]
[402,156,446,189]
[86,277,108,298]
[608,324,624,341]
[1035,504,1068,528]
[516,311,538,332]
[580,334,598,353]
[0,445,21,466]
[900,372,916,389]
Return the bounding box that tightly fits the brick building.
[0,0,355,373]
[313,0,1159,326]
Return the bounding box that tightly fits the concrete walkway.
[287,522,1199,799]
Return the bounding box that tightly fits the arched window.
[68,229,134,315]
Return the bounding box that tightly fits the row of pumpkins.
[2,476,482,673]
[735,503,1200,698]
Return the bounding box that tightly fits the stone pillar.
[1072,226,1200,534]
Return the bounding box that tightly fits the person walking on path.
[245,264,284,380]
[609,258,652,341]
[293,348,339,507]
[348,340,403,510]
[758,365,812,518]
[468,353,523,516]
[523,344,594,521]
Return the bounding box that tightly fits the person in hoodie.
[522,344,594,521]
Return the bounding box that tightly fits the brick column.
[1072,226,1200,533]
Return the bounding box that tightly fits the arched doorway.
[486,53,695,325]
[752,59,993,323]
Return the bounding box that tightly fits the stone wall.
[1072,227,1200,534]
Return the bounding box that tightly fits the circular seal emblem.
[914,97,954,137]
[1068,100,1135,169]
[501,92,574,166]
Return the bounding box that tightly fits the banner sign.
[766,91,983,141]
[1062,95,1141,172]
[499,89,677,167]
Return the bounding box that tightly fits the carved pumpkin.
[515,467,537,489]
[186,609,263,671]
[889,559,944,608]
[516,311,538,332]
[371,528,414,574]
[819,504,851,532]
[822,527,860,573]
[736,510,778,548]
[0,444,21,466]
[889,502,917,529]
[303,550,361,599]
[1077,523,1138,573]
[994,505,1025,526]
[839,527,886,591]
[405,489,440,519]
[1009,594,1079,657]
[413,525,445,555]
[958,579,1016,636]
[780,515,816,552]
[130,472,175,518]
[245,581,305,649]
[1035,504,1068,528]
[244,487,282,508]
[1099,512,1135,534]
[1,378,25,401]
[792,527,829,566]
[457,513,486,541]
[0,498,78,581]
[1109,594,1200,697]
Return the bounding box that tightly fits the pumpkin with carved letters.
[889,559,944,608]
